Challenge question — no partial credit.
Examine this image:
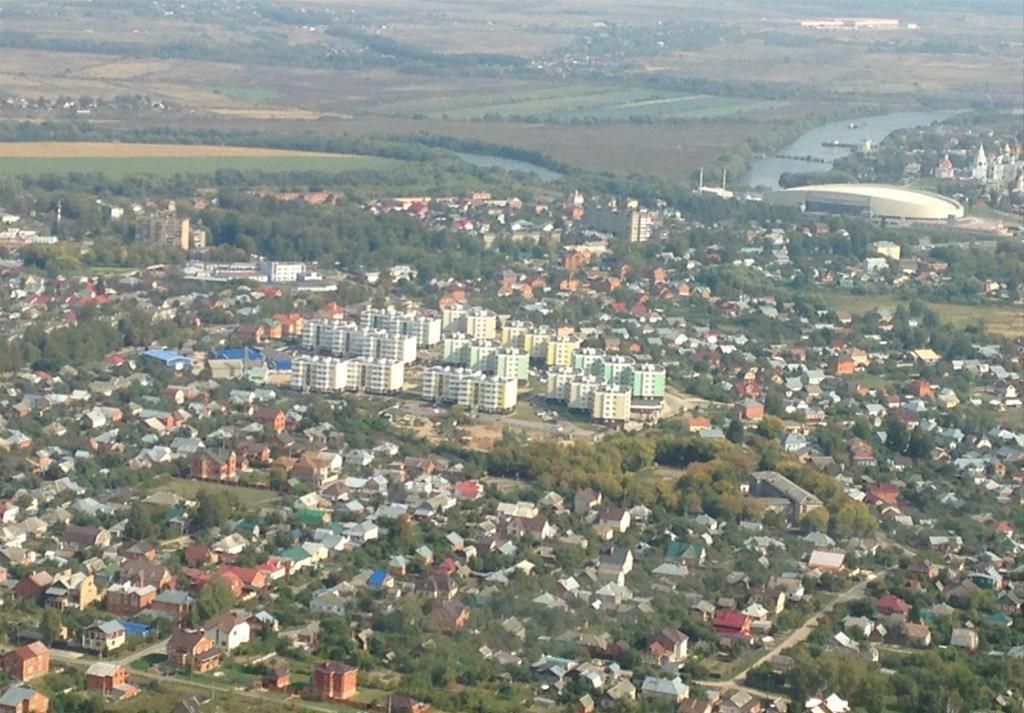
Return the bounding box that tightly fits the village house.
[312,661,358,701]
[82,621,127,654]
[85,662,137,700]
[2,643,49,682]
[0,685,48,713]
[166,629,220,673]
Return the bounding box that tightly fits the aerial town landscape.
[0,1,1021,713]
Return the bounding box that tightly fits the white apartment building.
[292,355,403,394]
[361,307,442,347]
[301,319,418,364]
[420,366,517,413]
[259,260,307,283]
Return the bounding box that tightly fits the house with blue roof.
[142,348,192,371]
[368,570,393,590]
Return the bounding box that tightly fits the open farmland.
[373,83,789,121]
[0,142,404,178]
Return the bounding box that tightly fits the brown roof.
[10,642,48,661]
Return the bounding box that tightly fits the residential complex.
[301,319,418,364]
[421,366,518,413]
[291,355,404,395]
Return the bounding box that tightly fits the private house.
[312,661,358,701]
[645,628,689,668]
[105,583,156,616]
[150,590,194,622]
[85,662,136,699]
[190,450,237,481]
[166,629,220,673]
[262,661,291,691]
[0,685,48,713]
[82,621,126,654]
[119,559,173,590]
[387,695,431,713]
[713,610,752,640]
[808,550,846,572]
[61,525,111,550]
[901,622,932,648]
[640,676,689,704]
[43,572,101,610]
[876,594,911,618]
[428,600,470,632]
[252,406,287,433]
[950,627,979,651]
[2,643,49,682]
[203,612,250,651]
[735,398,765,421]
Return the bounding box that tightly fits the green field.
[147,476,282,509]
[374,83,787,121]
[811,290,1023,338]
[213,85,281,103]
[0,155,404,179]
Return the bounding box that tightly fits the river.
[742,110,962,189]
[454,152,562,182]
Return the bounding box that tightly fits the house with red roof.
[876,594,911,617]
[712,610,752,639]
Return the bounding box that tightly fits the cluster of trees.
[0,306,179,373]
[749,645,1024,713]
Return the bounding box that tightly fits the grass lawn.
[0,142,404,179]
[147,475,282,510]
[810,290,1023,339]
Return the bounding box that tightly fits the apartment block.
[592,385,632,422]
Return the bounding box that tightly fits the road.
[47,636,170,667]
[694,572,880,697]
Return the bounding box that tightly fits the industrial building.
[764,184,964,222]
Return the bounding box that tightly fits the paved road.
[47,636,170,667]
[694,572,880,697]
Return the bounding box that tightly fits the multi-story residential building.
[592,385,632,423]
[546,367,578,401]
[545,335,580,368]
[420,366,517,413]
[630,364,667,400]
[464,307,498,341]
[493,347,529,382]
[568,375,601,411]
[292,355,403,394]
[362,359,405,395]
[443,304,498,340]
[361,307,441,347]
[136,204,192,250]
[442,333,472,364]
[596,355,635,385]
[573,347,606,373]
[301,320,417,364]
[499,320,533,348]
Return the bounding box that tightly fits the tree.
[40,608,63,645]
[195,575,237,622]
[191,489,234,533]
[906,427,934,459]
[726,418,745,444]
[885,416,908,454]
[802,507,830,533]
[125,502,161,541]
